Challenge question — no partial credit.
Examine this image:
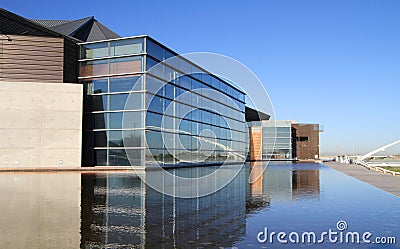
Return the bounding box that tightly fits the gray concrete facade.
[0,81,83,168]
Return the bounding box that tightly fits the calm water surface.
[0,163,399,249]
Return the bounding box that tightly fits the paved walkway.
[324,162,400,197]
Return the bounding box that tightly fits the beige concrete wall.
[0,173,81,249]
[0,81,83,167]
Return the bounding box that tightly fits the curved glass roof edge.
[79,35,247,96]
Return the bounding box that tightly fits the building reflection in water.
[0,163,321,249]
[292,166,320,200]
[246,161,271,213]
[246,162,320,213]
[0,173,81,249]
[81,167,247,248]
[81,164,320,248]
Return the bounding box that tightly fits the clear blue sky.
[2,0,399,155]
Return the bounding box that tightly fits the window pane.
[80,59,109,77]
[110,94,128,111]
[146,39,164,61]
[92,78,108,94]
[81,43,108,59]
[146,148,163,163]
[93,113,107,129]
[179,119,191,134]
[125,149,143,166]
[124,92,143,110]
[108,130,124,147]
[91,95,107,111]
[123,129,143,147]
[179,134,191,150]
[146,75,164,94]
[94,131,107,147]
[110,56,142,74]
[146,111,162,128]
[146,56,160,71]
[95,149,107,166]
[110,76,142,92]
[108,149,130,166]
[146,130,163,148]
[164,83,174,99]
[277,127,290,132]
[110,38,144,56]
[108,112,123,129]
[148,95,163,114]
[123,111,143,129]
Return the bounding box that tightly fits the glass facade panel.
[91,95,108,112]
[80,59,108,77]
[123,129,143,148]
[110,76,142,92]
[109,112,123,129]
[94,149,107,166]
[92,78,108,94]
[94,131,107,147]
[93,113,107,129]
[110,94,128,111]
[253,121,293,160]
[123,111,144,129]
[146,111,162,128]
[110,38,144,56]
[108,149,130,166]
[80,37,246,167]
[108,130,124,147]
[81,43,108,59]
[146,39,164,61]
[110,56,142,74]
[146,130,163,148]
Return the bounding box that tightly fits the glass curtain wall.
[79,36,246,166]
[261,121,293,160]
[80,38,145,166]
[144,38,246,166]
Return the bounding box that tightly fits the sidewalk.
[324,162,400,197]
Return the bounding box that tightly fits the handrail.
[359,140,400,161]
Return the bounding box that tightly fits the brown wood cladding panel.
[1,53,63,62]
[3,63,62,71]
[2,74,59,83]
[0,35,64,83]
[8,35,63,43]
[2,68,62,75]
[1,59,63,67]
[249,127,262,161]
[292,124,320,160]
[4,45,63,53]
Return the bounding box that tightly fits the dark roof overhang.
[245,106,270,122]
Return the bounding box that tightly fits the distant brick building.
[292,124,321,160]
[247,121,322,161]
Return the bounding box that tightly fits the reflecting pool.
[0,163,399,248]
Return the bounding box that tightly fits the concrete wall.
[0,81,82,168]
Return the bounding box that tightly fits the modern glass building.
[248,120,294,160]
[79,36,247,167]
